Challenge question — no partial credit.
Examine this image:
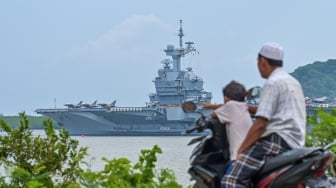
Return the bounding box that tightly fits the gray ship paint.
[36,20,212,136]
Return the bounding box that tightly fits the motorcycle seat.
[257,147,320,176]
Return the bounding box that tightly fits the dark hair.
[258,53,283,67]
[222,81,246,102]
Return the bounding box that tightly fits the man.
[221,42,306,187]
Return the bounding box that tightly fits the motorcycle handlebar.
[184,116,210,134]
[185,127,199,134]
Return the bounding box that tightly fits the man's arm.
[202,102,223,110]
[237,117,267,157]
[248,105,258,115]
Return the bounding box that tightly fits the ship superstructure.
[36,20,212,136]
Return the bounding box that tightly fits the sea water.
[76,136,195,187]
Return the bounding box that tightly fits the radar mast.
[164,19,196,72]
[178,19,184,49]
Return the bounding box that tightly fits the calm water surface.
[75,136,196,187]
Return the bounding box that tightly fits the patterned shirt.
[256,67,306,149]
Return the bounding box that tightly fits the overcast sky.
[1,1,335,115]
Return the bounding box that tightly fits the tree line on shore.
[291,59,336,102]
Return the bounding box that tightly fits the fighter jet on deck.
[64,101,83,108]
[82,100,98,108]
[99,100,116,110]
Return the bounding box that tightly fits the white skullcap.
[259,42,284,61]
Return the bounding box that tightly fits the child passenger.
[203,81,252,162]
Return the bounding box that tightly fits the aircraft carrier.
[35,20,213,136]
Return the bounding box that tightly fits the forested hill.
[290,59,336,101]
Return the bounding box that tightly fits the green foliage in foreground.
[0,113,86,187]
[0,113,182,188]
[306,109,336,177]
[81,147,181,188]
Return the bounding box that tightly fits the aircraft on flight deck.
[64,101,83,108]
[98,100,116,110]
[82,100,98,108]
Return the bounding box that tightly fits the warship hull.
[36,106,211,136]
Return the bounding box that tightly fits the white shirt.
[256,68,306,148]
[215,100,253,160]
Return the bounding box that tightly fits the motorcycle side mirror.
[182,101,197,113]
[246,86,261,99]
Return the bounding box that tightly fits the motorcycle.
[182,99,336,188]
